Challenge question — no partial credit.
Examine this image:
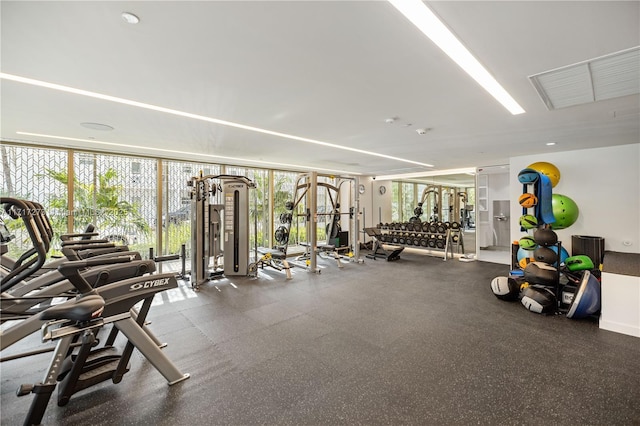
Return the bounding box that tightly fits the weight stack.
[572,235,605,267]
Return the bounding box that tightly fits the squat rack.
[281,172,361,273]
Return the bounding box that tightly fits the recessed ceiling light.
[80,122,114,131]
[546,142,556,146]
[121,12,140,24]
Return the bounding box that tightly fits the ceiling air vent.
[529,46,640,110]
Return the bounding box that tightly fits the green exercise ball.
[551,194,579,230]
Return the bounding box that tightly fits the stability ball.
[517,247,536,264]
[528,161,561,188]
[551,194,579,230]
[549,245,571,264]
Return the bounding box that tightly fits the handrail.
[1,198,49,291]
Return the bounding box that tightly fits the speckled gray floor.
[2,250,639,425]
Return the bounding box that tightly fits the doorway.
[476,166,511,264]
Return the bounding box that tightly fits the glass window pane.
[73,152,155,252]
[163,161,221,258]
[1,144,69,254]
[401,182,415,222]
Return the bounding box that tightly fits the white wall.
[374,180,393,225]
[510,144,640,255]
[349,176,392,245]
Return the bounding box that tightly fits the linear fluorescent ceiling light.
[376,167,476,181]
[388,0,525,115]
[529,46,640,110]
[15,132,359,175]
[0,73,434,168]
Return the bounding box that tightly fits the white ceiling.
[1,1,639,177]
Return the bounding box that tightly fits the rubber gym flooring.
[2,250,639,425]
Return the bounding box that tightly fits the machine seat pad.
[40,294,105,322]
[258,248,286,260]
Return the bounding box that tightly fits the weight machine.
[273,172,361,273]
[187,173,255,289]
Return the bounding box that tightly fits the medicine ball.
[519,236,538,250]
[533,246,558,265]
[524,262,558,287]
[518,257,534,269]
[518,193,538,208]
[521,285,557,314]
[519,214,538,230]
[533,228,557,246]
[549,245,570,265]
[490,276,520,301]
[567,270,601,319]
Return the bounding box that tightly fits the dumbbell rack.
[377,222,465,261]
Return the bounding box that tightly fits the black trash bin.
[572,235,605,267]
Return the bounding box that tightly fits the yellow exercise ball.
[528,161,561,187]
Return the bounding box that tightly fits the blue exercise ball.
[549,245,570,264]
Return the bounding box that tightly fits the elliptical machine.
[0,198,190,425]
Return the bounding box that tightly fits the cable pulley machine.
[187,173,255,289]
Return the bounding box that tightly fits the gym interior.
[1,2,639,425]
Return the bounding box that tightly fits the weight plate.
[279,212,292,224]
[274,226,289,245]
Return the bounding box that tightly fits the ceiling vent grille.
[529,46,640,110]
